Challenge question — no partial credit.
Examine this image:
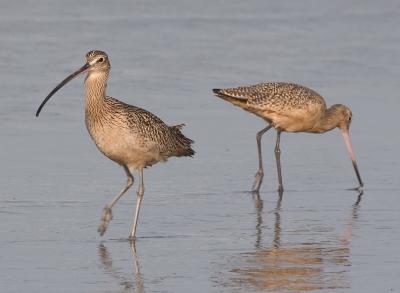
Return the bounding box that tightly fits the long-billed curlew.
[36,50,194,240]
[213,82,363,193]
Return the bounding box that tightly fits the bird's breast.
[85,114,165,169]
[262,105,324,133]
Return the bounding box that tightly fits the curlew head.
[85,50,110,72]
[35,50,110,117]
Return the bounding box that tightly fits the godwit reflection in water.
[99,242,144,293]
[229,192,362,292]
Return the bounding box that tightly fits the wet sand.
[1,0,400,292]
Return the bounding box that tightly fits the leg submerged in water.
[129,169,145,241]
[252,125,272,192]
[274,130,284,193]
[98,165,134,236]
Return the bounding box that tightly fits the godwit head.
[311,103,363,191]
[331,104,363,190]
[325,104,353,131]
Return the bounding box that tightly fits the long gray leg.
[274,130,284,193]
[252,125,273,192]
[129,169,145,240]
[98,165,134,236]
[129,242,144,292]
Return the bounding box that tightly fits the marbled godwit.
[213,82,363,193]
[36,50,194,240]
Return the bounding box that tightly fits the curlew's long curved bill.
[341,130,364,189]
[36,62,91,117]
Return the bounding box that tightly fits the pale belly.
[86,124,165,170]
[257,105,324,133]
[268,112,319,132]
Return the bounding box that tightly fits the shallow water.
[1,0,400,292]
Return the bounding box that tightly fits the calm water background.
[1,0,400,292]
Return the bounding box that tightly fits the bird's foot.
[350,185,364,195]
[347,185,364,195]
[98,206,113,236]
[251,169,264,192]
[128,235,136,242]
[277,186,284,196]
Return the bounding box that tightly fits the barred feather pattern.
[105,97,194,157]
[83,58,194,170]
[213,82,340,132]
[85,95,194,169]
[216,82,326,114]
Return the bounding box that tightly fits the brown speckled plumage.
[85,94,194,169]
[37,50,194,240]
[83,51,194,170]
[219,82,324,110]
[213,82,363,193]
[213,83,331,132]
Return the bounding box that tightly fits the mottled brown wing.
[110,97,193,156]
[219,82,326,115]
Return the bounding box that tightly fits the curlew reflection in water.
[98,242,144,293]
[228,191,363,292]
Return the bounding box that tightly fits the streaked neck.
[84,70,109,107]
[310,106,340,133]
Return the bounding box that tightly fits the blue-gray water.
[1,0,400,292]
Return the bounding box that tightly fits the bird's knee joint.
[137,187,144,197]
[256,134,263,141]
[101,206,113,222]
[275,148,281,154]
[127,176,134,187]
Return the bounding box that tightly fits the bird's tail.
[212,88,248,108]
[170,124,195,157]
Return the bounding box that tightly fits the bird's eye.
[98,57,104,63]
